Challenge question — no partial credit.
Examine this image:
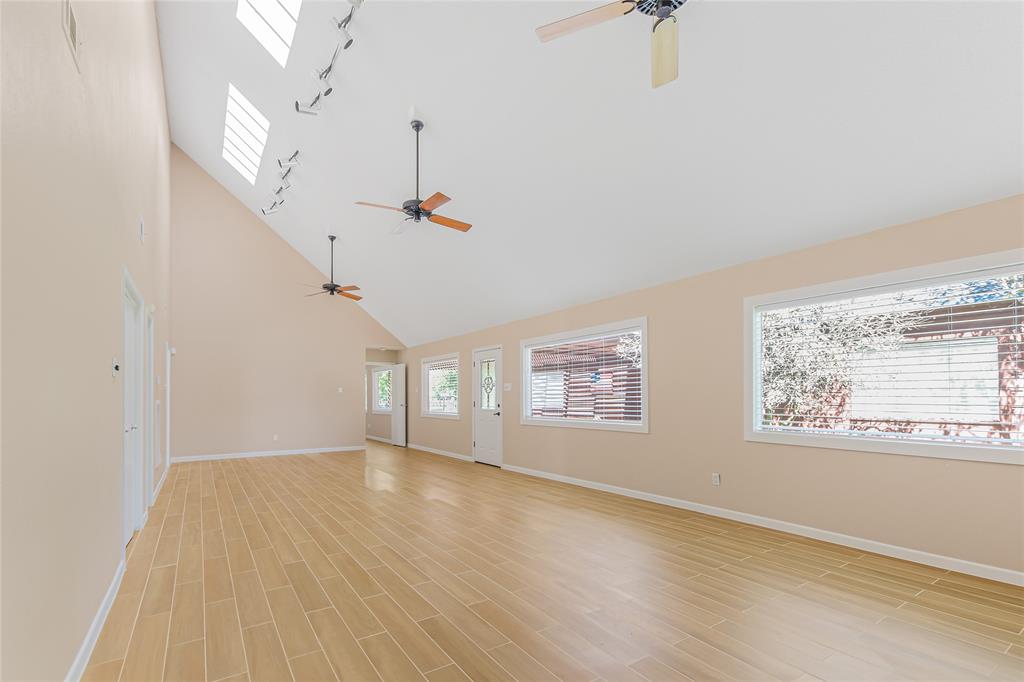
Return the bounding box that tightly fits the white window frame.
[421,352,460,420]
[744,249,1024,466]
[521,317,649,433]
[372,366,393,415]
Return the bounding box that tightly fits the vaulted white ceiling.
[156,0,1023,347]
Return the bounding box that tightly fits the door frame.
[165,343,173,473]
[145,311,155,506]
[122,268,146,546]
[471,345,503,466]
[365,361,399,445]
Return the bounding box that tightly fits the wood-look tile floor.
[84,443,1024,681]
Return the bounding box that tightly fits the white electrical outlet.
[337,387,344,393]
[711,472,721,486]
[273,434,279,442]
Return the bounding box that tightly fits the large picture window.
[522,318,647,432]
[748,257,1023,463]
[422,354,459,418]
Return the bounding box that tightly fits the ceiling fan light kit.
[537,0,686,88]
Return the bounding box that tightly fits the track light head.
[278,151,300,168]
[295,93,322,115]
[261,201,280,215]
[347,0,363,8]
[336,25,353,49]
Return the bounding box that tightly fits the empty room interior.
[3,0,1024,680]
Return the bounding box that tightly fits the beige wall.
[401,195,1024,572]
[170,147,401,457]
[1,1,173,678]
[366,348,400,363]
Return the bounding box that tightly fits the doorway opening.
[365,348,407,447]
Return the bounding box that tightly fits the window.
[522,318,647,432]
[422,354,459,418]
[747,256,1023,464]
[479,358,497,410]
[373,367,392,414]
[221,84,269,185]
[236,0,301,68]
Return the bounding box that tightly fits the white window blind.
[754,268,1023,448]
[423,355,459,417]
[523,320,646,431]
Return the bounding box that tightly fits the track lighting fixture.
[277,151,299,168]
[295,93,322,115]
[280,167,292,181]
[261,200,281,215]
[347,0,363,8]
[331,10,356,48]
[276,176,291,191]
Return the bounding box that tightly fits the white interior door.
[391,363,407,447]
[473,348,502,466]
[122,284,144,546]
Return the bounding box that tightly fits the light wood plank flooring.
[84,443,1024,681]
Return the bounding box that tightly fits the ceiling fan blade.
[305,290,328,297]
[392,218,411,235]
[337,285,360,291]
[536,0,635,42]
[355,201,405,212]
[339,291,363,301]
[428,215,472,232]
[651,15,678,88]
[418,192,450,212]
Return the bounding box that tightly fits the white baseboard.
[171,445,365,463]
[501,464,1024,586]
[66,558,126,681]
[152,465,168,501]
[408,443,474,462]
[366,435,393,445]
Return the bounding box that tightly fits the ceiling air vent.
[62,0,80,69]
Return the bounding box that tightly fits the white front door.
[122,284,144,546]
[472,348,502,466]
[391,363,407,447]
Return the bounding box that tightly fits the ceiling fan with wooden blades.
[303,235,362,301]
[536,0,685,88]
[355,119,472,234]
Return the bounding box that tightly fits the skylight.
[236,0,302,68]
[221,84,269,185]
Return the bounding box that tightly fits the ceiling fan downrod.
[411,118,424,203]
[328,234,336,292]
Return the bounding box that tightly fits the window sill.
[521,417,648,434]
[746,429,1023,465]
[422,412,460,420]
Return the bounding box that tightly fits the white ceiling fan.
[536,0,686,88]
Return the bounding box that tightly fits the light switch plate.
[504,383,512,392]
